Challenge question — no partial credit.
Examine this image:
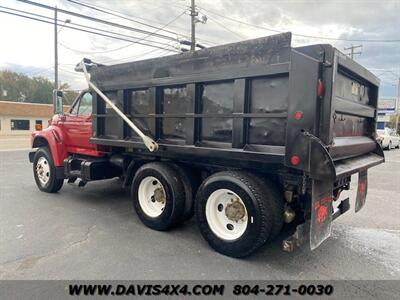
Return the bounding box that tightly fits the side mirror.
[53,90,64,115]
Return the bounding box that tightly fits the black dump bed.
[89,32,384,181]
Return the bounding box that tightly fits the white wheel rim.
[205,189,248,240]
[138,176,166,218]
[36,156,50,186]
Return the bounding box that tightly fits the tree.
[60,83,79,105]
[0,70,79,105]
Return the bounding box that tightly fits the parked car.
[377,128,400,150]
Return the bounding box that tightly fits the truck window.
[78,92,92,115]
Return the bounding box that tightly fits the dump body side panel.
[90,33,294,169]
[89,33,383,179]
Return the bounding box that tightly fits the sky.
[0,0,399,98]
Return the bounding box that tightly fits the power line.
[197,5,400,43]
[17,0,181,43]
[29,66,53,76]
[67,0,186,40]
[0,5,180,51]
[65,10,188,55]
[0,5,179,50]
[100,44,176,65]
[207,15,246,40]
[0,7,180,52]
[375,70,400,80]
[67,0,218,46]
[58,66,83,76]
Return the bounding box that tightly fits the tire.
[171,164,199,222]
[250,176,284,240]
[131,162,186,231]
[195,171,283,258]
[33,147,64,193]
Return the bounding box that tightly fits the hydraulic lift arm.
[78,59,159,152]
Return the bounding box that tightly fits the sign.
[377,115,390,122]
[378,98,397,114]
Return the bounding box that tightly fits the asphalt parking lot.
[0,149,399,280]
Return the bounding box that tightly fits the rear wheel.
[171,164,198,222]
[195,171,283,258]
[33,147,64,193]
[131,162,186,231]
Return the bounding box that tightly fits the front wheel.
[33,147,64,193]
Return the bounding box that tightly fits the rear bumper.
[285,133,384,252]
[334,152,384,179]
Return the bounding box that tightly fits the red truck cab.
[29,90,106,192]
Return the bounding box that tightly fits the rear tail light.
[317,79,325,98]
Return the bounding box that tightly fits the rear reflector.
[317,79,325,98]
[290,155,300,166]
[294,111,303,120]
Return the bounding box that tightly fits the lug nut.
[283,207,296,223]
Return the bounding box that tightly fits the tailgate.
[328,51,381,161]
[284,47,384,181]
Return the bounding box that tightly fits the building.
[377,98,397,129]
[0,101,68,136]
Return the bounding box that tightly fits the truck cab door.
[62,91,95,154]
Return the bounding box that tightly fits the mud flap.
[310,179,333,250]
[355,169,368,212]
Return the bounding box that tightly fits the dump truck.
[29,32,384,257]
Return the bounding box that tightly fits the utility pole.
[190,0,197,51]
[344,45,362,59]
[396,77,400,133]
[54,6,58,91]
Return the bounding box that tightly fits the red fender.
[31,125,68,167]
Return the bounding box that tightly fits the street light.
[58,18,71,33]
[55,17,72,90]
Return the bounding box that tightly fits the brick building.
[0,101,68,136]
